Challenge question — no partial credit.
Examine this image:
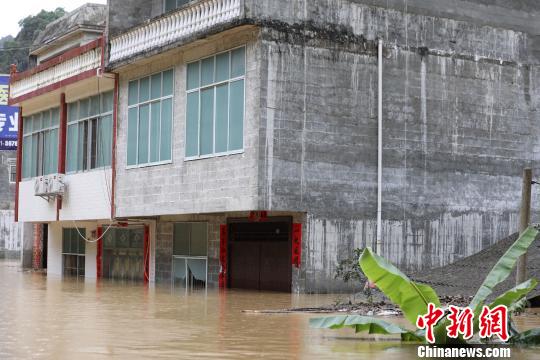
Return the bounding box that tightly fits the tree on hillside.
[0,8,66,73]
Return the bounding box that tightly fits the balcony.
[109,0,243,64]
[10,39,102,103]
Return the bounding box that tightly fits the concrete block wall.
[114,28,261,218]
[155,213,225,286]
[0,151,16,211]
[154,211,306,290]
[252,1,540,291]
[0,210,21,251]
[107,0,153,38]
[103,0,540,292]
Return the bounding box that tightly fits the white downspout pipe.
[376,39,383,255]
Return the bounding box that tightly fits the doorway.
[41,224,48,269]
[228,218,291,292]
[102,227,146,281]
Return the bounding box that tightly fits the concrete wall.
[104,0,540,292]
[107,0,153,38]
[0,210,21,251]
[155,214,222,286]
[20,223,34,268]
[154,211,305,290]
[0,152,16,210]
[18,170,112,222]
[251,1,540,291]
[114,28,261,218]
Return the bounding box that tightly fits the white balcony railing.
[10,48,101,99]
[109,0,243,63]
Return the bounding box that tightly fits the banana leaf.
[469,227,539,312]
[310,315,424,342]
[488,278,537,309]
[509,328,540,345]
[359,247,441,325]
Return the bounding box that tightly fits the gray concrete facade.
[0,151,16,211]
[107,0,540,292]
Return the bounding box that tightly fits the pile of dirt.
[410,232,540,301]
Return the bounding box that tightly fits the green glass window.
[185,47,246,158]
[164,0,190,12]
[127,69,174,167]
[66,92,114,173]
[172,222,208,290]
[21,108,60,179]
[62,228,86,255]
[62,228,86,277]
[173,222,207,256]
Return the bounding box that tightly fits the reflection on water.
[1,260,540,359]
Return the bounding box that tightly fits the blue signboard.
[0,75,18,150]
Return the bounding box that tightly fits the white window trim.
[8,159,16,183]
[184,46,246,161]
[126,68,175,169]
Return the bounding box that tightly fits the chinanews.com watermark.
[415,303,514,358]
[417,346,511,358]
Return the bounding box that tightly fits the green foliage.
[469,227,539,312]
[488,279,537,310]
[335,248,365,284]
[0,8,65,73]
[509,328,540,345]
[312,226,540,346]
[359,247,440,325]
[309,315,424,342]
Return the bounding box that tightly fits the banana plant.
[311,226,540,345]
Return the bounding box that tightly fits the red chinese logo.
[446,306,474,339]
[417,303,509,343]
[479,305,509,342]
[416,303,445,343]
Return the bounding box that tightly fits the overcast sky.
[0,1,107,38]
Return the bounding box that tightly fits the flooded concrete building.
[10,0,540,292]
[9,4,114,274]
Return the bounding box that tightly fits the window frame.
[8,159,16,183]
[171,222,208,291]
[126,68,175,169]
[184,46,246,161]
[62,228,86,278]
[163,0,191,13]
[21,108,60,180]
[66,93,114,174]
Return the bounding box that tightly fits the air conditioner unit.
[49,174,65,195]
[34,174,66,199]
[34,176,46,196]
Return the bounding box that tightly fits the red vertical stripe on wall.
[143,225,150,283]
[292,223,302,268]
[96,226,103,278]
[219,224,228,288]
[14,107,22,222]
[111,73,119,220]
[56,93,67,220]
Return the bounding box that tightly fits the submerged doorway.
[228,218,292,292]
[102,227,147,282]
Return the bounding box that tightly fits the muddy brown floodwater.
[1,260,540,359]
